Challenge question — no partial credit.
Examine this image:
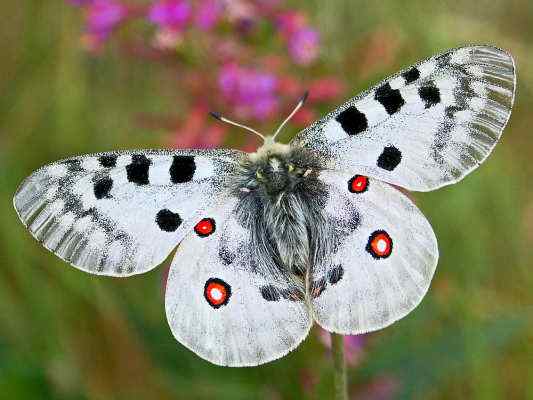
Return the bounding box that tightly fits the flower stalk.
[331,333,348,400]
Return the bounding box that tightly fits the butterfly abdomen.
[233,143,328,283]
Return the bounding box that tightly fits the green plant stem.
[331,333,348,400]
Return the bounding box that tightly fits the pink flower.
[149,0,191,31]
[86,0,126,35]
[276,11,307,37]
[194,0,223,31]
[218,64,279,120]
[288,27,319,65]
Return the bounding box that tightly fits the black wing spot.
[170,155,196,183]
[335,106,368,135]
[156,209,182,232]
[377,146,402,171]
[219,247,236,266]
[62,159,83,173]
[375,83,405,115]
[327,265,344,285]
[98,154,117,168]
[260,285,281,302]
[402,67,420,83]
[126,154,151,185]
[94,176,113,199]
[419,84,441,108]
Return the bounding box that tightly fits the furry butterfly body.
[14,46,516,366]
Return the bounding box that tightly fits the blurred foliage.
[1,1,532,399]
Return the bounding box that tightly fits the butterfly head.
[241,140,319,198]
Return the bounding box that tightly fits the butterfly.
[13,46,516,366]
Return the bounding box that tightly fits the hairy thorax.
[232,138,329,287]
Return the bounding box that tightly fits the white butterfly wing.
[165,196,312,367]
[310,170,438,334]
[292,46,516,191]
[13,149,242,276]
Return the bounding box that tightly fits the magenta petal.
[149,0,191,30]
[288,27,320,65]
[194,0,222,31]
[87,0,126,34]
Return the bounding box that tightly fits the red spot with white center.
[348,175,369,193]
[366,230,393,259]
[194,218,216,237]
[204,278,231,308]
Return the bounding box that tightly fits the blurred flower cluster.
[67,0,344,148]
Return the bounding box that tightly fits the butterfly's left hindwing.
[309,170,438,334]
[13,149,242,276]
[165,196,312,367]
[292,46,516,191]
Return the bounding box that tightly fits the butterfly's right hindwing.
[165,196,312,367]
[13,149,242,276]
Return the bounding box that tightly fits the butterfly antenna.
[209,112,266,141]
[272,91,309,141]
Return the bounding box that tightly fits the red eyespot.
[366,230,393,259]
[204,278,231,308]
[194,218,216,237]
[348,175,368,193]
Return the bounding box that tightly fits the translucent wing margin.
[165,196,312,367]
[309,170,438,334]
[13,149,242,276]
[292,46,516,191]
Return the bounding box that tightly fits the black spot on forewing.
[436,52,452,67]
[260,285,281,302]
[328,265,344,285]
[402,67,420,83]
[375,83,405,115]
[170,155,196,183]
[127,154,151,185]
[94,176,113,199]
[62,159,83,173]
[156,209,182,232]
[419,84,441,108]
[335,106,368,135]
[377,146,402,171]
[98,154,117,168]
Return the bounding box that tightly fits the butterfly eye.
[287,163,295,172]
[256,168,264,180]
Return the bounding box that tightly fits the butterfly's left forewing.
[309,170,438,334]
[165,196,312,367]
[13,149,242,276]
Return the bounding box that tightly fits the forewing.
[292,46,516,191]
[165,196,312,367]
[13,149,242,276]
[310,170,438,334]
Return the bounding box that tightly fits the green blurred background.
[1,1,532,399]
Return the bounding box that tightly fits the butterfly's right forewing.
[293,46,516,191]
[13,149,242,276]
